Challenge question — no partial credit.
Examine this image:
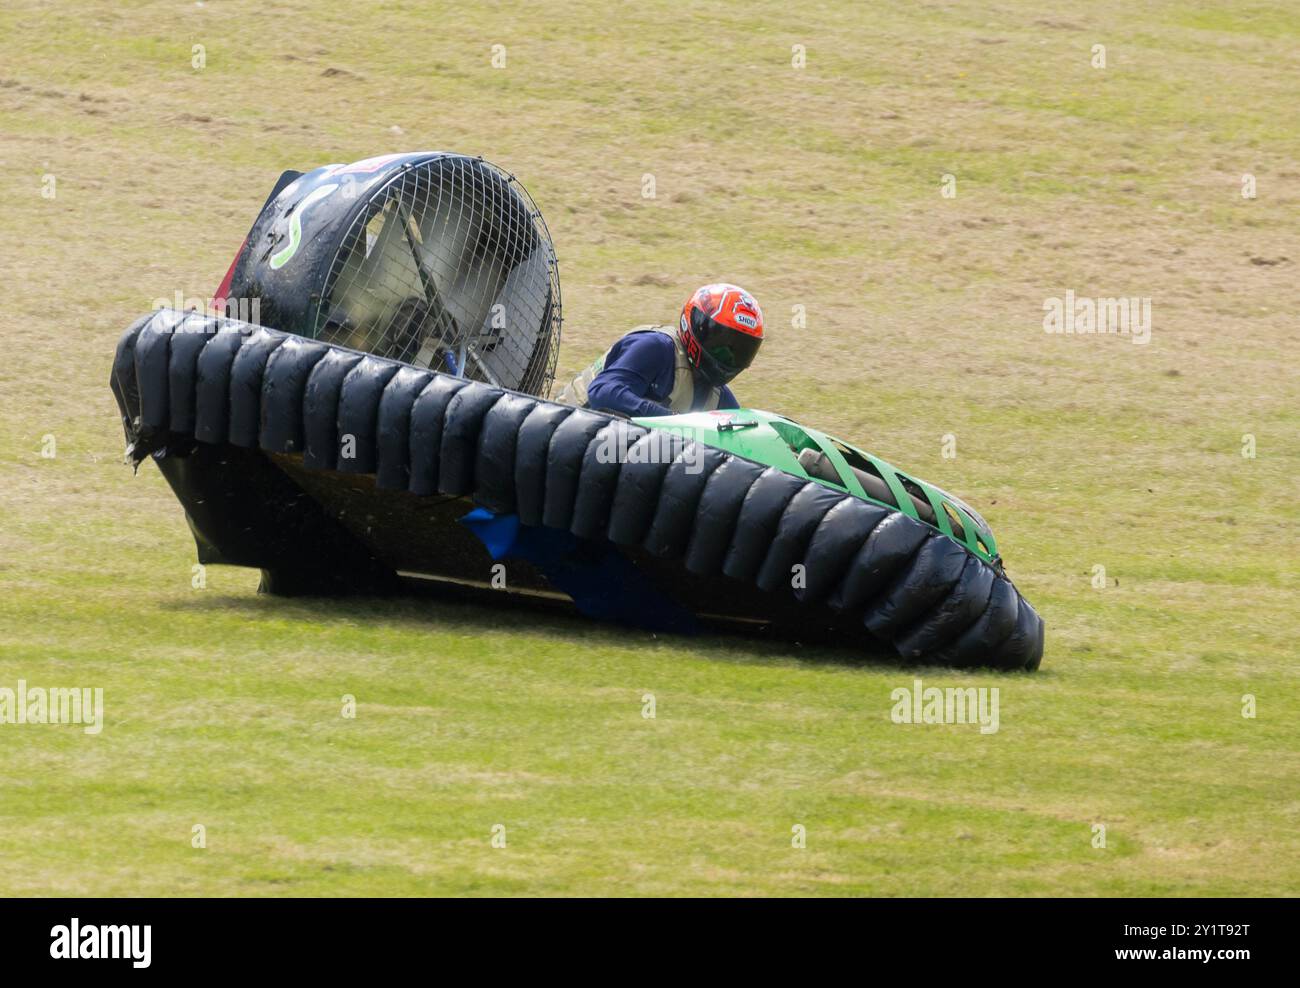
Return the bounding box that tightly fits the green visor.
[696,319,762,384]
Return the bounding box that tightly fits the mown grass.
[0,0,1296,896]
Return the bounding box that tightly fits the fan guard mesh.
[314,155,561,395]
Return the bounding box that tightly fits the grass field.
[1,0,1297,896]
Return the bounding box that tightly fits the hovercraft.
[110,152,1043,670]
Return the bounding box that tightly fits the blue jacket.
[585,332,739,418]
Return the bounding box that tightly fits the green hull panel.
[633,408,1000,565]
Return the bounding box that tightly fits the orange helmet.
[678,283,764,387]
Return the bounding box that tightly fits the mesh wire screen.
[314,155,561,395]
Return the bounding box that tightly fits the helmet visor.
[696,319,762,383]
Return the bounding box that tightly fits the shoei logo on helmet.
[725,294,763,336]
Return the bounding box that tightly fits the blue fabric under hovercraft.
[458,508,697,634]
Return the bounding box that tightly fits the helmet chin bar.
[697,351,739,388]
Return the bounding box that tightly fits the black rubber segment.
[438,382,505,495]
[302,348,364,471]
[473,392,540,513]
[827,511,930,613]
[336,355,401,474]
[542,409,609,530]
[685,457,766,575]
[797,498,890,604]
[111,314,155,440]
[931,577,1022,668]
[168,315,219,436]
[755,481,845,593]
[133,312,180,434]
[607,431,684,546]
[260,336,329,453]
[571,422,649,540]
[642,444,726,558]
[407,376,468,495]
[514,402,575,526]
[721,468,807,583]
[228,327,285,448]
[893,554,997,659]
[862,535,970,638]
[374,366,435,491]
[997,596,1045,671]
[194,326,250,445]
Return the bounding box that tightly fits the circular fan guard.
[313,155,561,395]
